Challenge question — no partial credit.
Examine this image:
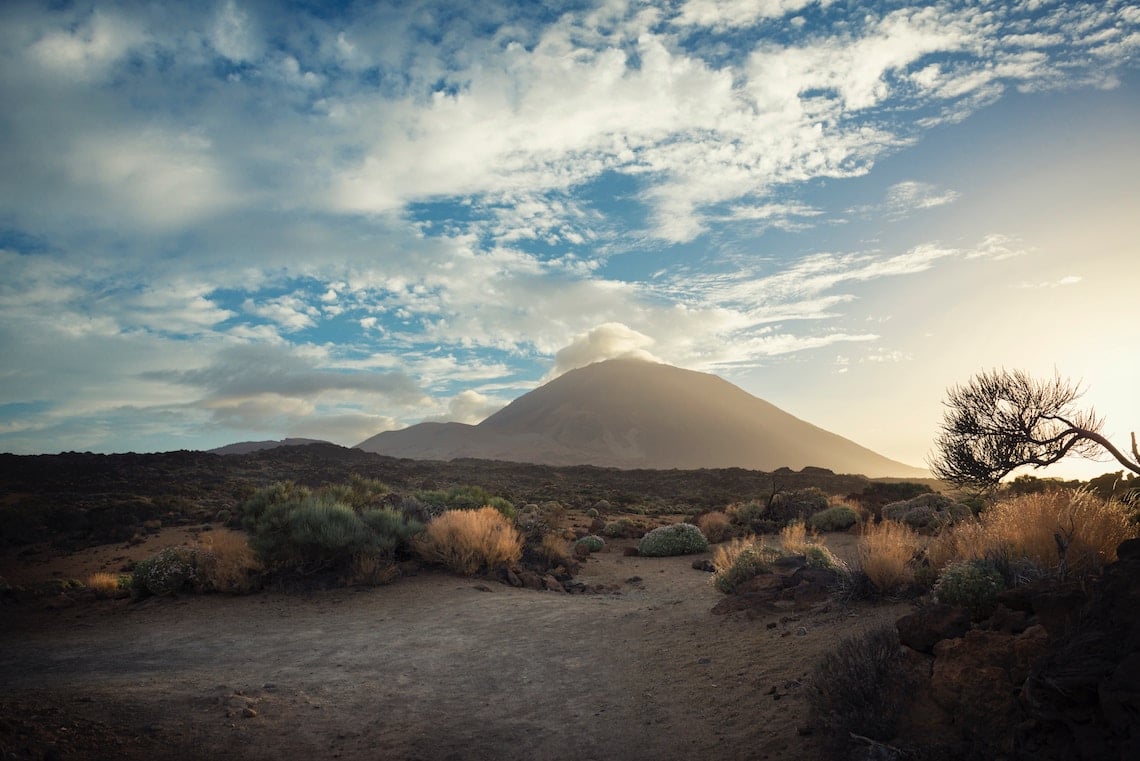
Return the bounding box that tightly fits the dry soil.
[0,531,910,761]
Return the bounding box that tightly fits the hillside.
[357,359,927,478]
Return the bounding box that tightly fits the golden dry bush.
[980,489,1136,576]
[779,521,813,555]
[923,520,988,574]
[415,506,523,576]
[858,520,921,593]
[198,530,261,593]
[539,533,571,563]
[86,572,127,598]
[696,511,733,543]
[712,536,764,575]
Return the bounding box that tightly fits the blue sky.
[2,0,1138,479]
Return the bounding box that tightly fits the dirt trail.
[1,538,909,761]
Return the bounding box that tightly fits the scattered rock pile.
[890,538,1140,759]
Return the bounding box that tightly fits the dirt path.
[1,538,910,761]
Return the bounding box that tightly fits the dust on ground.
[1,531,910,761]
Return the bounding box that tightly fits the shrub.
[809,506,860,532]
[779,521,812,554]
[807,626,915,746]
[414,506,522,575]
[241,490,422,577]
[857,520,920,595]
[978,489,1135,577]
[696,511,733,543]
[576,535,605,553]
[538,533,571,564]
[780,522,842,570]
[415,486,517,520]
[881,493,971,531]
[934,559,1006,619]
[712,536,780,594]
[726,500,769,532]
[131,546,214,597]
[198,530,261,593]
[768,488,830,525]
[601,517,645,539]
[637,523,709,557]
[86,572,129,598]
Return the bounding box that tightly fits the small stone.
[242,707,258,718]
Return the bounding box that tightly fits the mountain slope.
[357,359,927,477]
[208,437,329,456]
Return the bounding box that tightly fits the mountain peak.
[357,359,926,477]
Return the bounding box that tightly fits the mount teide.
[356,358,928,478]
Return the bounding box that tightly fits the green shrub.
[131,546,214,597]
[768,488,830,524]
[637,523,709,557]
[239,489,422,577]
[934,559,1006,619]
[809,506,859,532]
[601,518,644,539]
[414,485,516,520]
[802,543,841,570]
[882,493,971,531]
[576,535,605,553]
[807,626,915,746]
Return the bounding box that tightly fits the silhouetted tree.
[929,369,1140,489]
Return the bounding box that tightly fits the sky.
[2,0,1139,480]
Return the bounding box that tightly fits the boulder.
[897,604,971,654]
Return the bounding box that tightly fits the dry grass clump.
[978,489,1135,577]
[712,535,781,594]
[858,520,921,594]
[198,530,262,592]
[696,511,733,543]
[779,521,814,554]
[538,533,572,564]
[415,506,523,575]
[86,572,128,598]
[923,520,988,575]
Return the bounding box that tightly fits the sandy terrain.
[1,532,910,761]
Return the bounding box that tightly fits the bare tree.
[929,369,1140,489]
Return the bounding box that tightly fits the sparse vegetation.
[933,559,1006,619]
[130,546,215,598]
[414,506,523,575]
[857,520,921,595]
[711,536,780,594]
[881,493,971,531]
[575,535,605,553]
[696,511,733,543]
[198,531,262,593]
[976,489,1133,578]
[636,522,709,557]
[415,485,517,520]
[808,505,860,532]
[85,572,129,598]
[807,626,916,748]
[239,483,423,578]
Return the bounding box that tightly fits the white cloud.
[427,389,504,425]
[211,0,261,62]
[549,322,663,378]
[884,181,961,214]
[674,0,833,30]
